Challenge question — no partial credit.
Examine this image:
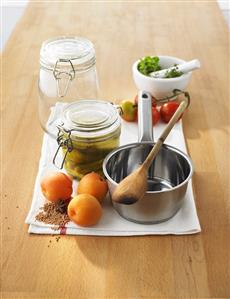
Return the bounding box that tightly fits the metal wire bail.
[53,125,73,169]
[53,59,76,98]
[155,89,190,107]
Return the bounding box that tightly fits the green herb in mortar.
[138,56,183,78]
[137,56,161,76]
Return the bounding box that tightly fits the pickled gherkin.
[62,129,120,179]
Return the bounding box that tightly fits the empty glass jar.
[38,36,99,138]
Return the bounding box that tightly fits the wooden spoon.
[112,100,188,204]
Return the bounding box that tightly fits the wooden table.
[2,1,230,298]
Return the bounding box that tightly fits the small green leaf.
[137,56,162,76]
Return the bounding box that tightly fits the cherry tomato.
[152,96,157,107]
[134,95,157,107]
[134,106,160,125]
[160,102,182,123]
[152,107,160,125]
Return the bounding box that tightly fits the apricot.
[40,172,72,203]
[77,172,108,203]
[67,194,102,227]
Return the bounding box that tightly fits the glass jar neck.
[59,125,121,144]
[40,56,96,73]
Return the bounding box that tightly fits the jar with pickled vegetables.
[54,100,121,179]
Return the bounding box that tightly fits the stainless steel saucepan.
[103,91,193,224]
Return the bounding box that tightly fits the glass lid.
[60,100,120,138]
[40,36,95,69]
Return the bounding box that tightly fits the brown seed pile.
[35,201,70,228]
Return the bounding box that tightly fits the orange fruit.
[67,194,102,227]
[40,172,72,203]
[77,172,108,203]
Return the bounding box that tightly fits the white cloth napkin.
[25,118,201,235]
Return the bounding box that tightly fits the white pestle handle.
[150,59,200,78]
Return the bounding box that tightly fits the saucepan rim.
[102,141,194,194]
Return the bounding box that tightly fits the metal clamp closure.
[155,89,190,107]
[53,59,76,98]
[53,125,73,169]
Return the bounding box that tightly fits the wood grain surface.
[1,1,230,299]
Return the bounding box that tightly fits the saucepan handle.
[137,91,154,142]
